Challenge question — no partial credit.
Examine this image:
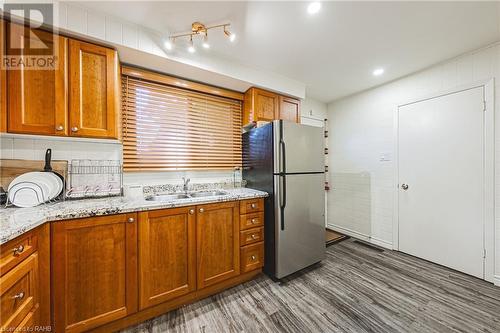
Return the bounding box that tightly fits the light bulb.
[229,33,236,42]
[202,34,210,49]
[188,36,195,53]
[164,39,173,51]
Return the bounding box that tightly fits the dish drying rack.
[66,160,123,199]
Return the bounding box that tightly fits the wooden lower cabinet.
[51,213,138,333]
[138,207,196,309]
[0,224,50,332]
[196,201,240,289]
[47,199,263,332]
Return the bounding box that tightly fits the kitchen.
[1,1,500,333]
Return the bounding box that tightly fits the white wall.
[301,97,327,127]
[327,42,500,280]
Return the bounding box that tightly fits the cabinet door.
[197,201,240,289]
[279,96,300,123]
[52,213,137,333]
[7,23,68,135]
[138,207,196,309]
[254,88,279,122]
[68,40,119,139]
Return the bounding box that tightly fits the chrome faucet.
[182,177,191,194]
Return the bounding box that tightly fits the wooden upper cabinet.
[243,87,300,124]
[279,96,300,123]
[69,40,120,139]
[138,207,196,310]
[6,22,68,135]
[52,214,138,333]
[1,19,6,133]
[243,88,279,125]
[196,201,240,289]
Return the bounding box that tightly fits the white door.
[398,87,485,279]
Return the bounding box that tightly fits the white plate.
[8,181,49,207]
[9,171,63,202]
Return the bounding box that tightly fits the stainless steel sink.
[146,193,190,201]
[189,191,227,198]
[145,191,227,201]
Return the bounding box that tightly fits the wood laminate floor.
[121,239,500,333]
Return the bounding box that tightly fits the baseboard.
[327,223,393,250]
[494,275,500,287]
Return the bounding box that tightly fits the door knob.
[199,208,204,213]
[189,209,195,215]
[401,184,409,190]
[127,217,135,223]
[56,125,64,131]
[71,126,79,132]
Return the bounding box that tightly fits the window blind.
[122,75,242,171]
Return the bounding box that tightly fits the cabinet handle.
[127,217,135,223]
[56,125,64,131]
[251,203,257,209]
[199,208,204,213]
[189,209,195,215]
[251,255,256,261]
[251,234,257,239]
[251,218,256,224]
[12,292,25,300]
[71,126,79,132]
[12,245,24,256]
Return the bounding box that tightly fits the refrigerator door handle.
[279,174,286,230]
[280,139,286,174]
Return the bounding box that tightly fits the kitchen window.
[121,68,243,171]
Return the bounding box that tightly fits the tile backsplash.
[1,134,122,162]
[1,134,240,187]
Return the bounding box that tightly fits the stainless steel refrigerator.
[242,120,325,279]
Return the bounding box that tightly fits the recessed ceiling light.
[307,2,321,15]
[372,68,384,76]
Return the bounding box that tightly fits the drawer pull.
[251,218,256,224]
[71,126,79,132]
[56,125,64,131]
[12,292,25,300]
[251,203,257,209]
[251,234,258,240]
[127,217,135,223]
[189,209,195,215]
[199,208,204,213]
[13,245,24,256]
[251,255,257,261]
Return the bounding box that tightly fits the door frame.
[392,79,495,283]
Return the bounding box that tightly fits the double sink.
[146,190,228,202]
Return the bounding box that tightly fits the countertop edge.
[1,189,268,245]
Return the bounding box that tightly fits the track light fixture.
[165,22,235,52]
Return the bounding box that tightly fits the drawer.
[240,227,264,246]
[240,212,264,231]
[0,233,37,276]
[240,198,264,214]
[0,253,38,331]
[16,306,38,331]
[240,242,264,273]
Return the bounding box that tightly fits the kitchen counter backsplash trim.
[142,179,247,198]
[0,187,267,245]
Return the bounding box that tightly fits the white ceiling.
[78,1,500,103]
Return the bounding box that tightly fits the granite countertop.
[0,187,268,245]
